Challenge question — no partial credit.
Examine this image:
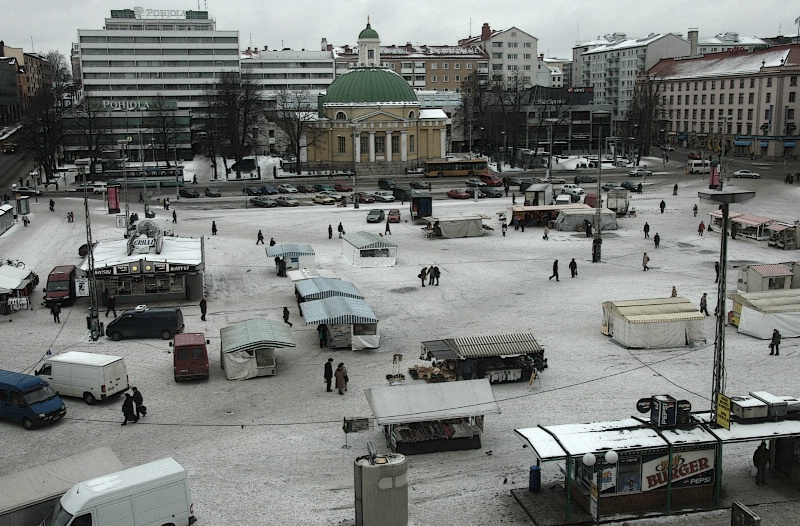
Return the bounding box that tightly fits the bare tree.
[627,74,664,160]
[20,86,63,183]
[69,100,112,178]
[491,70,531,169]
[147,95,181,167]
[458,73,504,160]
[268,89,321,174]
[525,86,575,166]
[44,50,72,109]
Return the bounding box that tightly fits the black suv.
[179,188,200,198]
[378,178,397,190]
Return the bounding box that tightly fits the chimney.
[321,38,328,51]
[263,45,268,51]
[688,28,698,57]
[481,23,491,42]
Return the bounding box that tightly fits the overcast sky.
[4,0,800,65]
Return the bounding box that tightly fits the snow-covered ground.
[2,154,799,525]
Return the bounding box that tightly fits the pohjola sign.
[102,100,151,112]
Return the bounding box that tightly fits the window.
[430,63,437,70]
[730,79,734,88]
[677,95,681,105]
[375,136,385,154]
[729,93,734,104]
[684,109,689,119]
[748,93,754,104]
[700,109,706,119]
[524,42,532,48]
[737,109,743,119]
[360,136,368,155]
[766,92,771,103]
[431,75,437,82]
[507,54,517,60]
[789,109,795,119]
[492,42,503,48]
[701,94,706,104]
[738,93,744,104]
[443,75,449,82]
[409,135,415,152]
[692,109,697,119]
[455,75,460,82]
[454,63,460,69]
[765,109,770,119]
[790,92,797,102]
[767,77,772,87]
[747,109,753,120]
[693,94,698,104]
[492,53,503,59]
[669,95,674,104]
[442,63,449,69]
[694,81,699,90]
[791,76,798,86]
[710,94,715,104]
[711,80,716,89]
[492,64,503,71]
[335,111,346,120]
[709,109,715,119]
[746,123,753,135]
[338,136,346,154]
[391,135,399,153]
[702,81,707,90]
[466,63,472,69]
[750,78,755,88]
[740,79,745,88]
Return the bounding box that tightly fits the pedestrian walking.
[770,329,781,355]
[654,233,660,249]
[193,174,197,184]
[501,222,507,237]
[324,358,334,392]
[513,217,519,231]
[643,222,650,239]
[504,186,509,197]
[673,184,678,196]
[162,198,167,210]
[660,200,666,214]
[671,286,677,297]
[753,441,770,485]
[432,266,440,286]
[318,324,327,349]
[334,362,348,395]
[22,215,29,227]
[693,204,698,217]
[131,387,146,418]
[49,199,55,212]
[543,225,549,240]
[121,393,137,425]
[138,193,144,203]
[549,260,559,281]
[211,221,217,235]
[257,230,264,244]
[172,210,177,224]
[569,258,578,278]
[419,267,428,287]
[165,198,170,210]
[283,306,293,327]
[512,193,516,205]
[199,297,207,321]
[428,265,436,286]
[328,224,333,239]
[50,302,61,323]
[715,261,720,283]
[642,252,650,271]
[105,295,117,318]
[700,293,709,316]
[269,237,276,246]
[338,222,344,238]
[385,219,391,235]
[698,221,706,236]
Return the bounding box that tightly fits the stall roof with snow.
[300,295,378,325]
[286,268,338,282]
[554,207,618,231]
[266,243,315,258]
[421,334,544,361]
[602,297,705,348]
[0,265,36,294]
[422,215,486,238]
[728,289,800,339]
[79,236,203,272]
[365,378,501,425]
[342,232,397,267]
[295,277,364,301]
[219,318,296,380]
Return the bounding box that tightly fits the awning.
[422,334,544,360]
[733,140,752,146]
[220,318,296,353]
[342,231,397,250]
[731,214,773,227]
[300,296,378,325]
[759,141,769,148]
[266,243,315,258]
[676,134,687,139]
[365,378,501,425]
[295,277,364,301]
[784,142,796,148]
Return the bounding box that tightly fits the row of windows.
[80,35,239,44]
[85,83,330,93]
[85,72,219,79]
[491,41,534,48]
[400,62,473,70]
[666,107,796,125]
[668,76,799,92]
[429,75,461,83]
[242,62,335,69]
[83,60,239,68]
[667,92,796,106]
[669,120,795,135]
[82,48,238,56]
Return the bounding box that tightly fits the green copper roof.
[324,68,417,104]
[358,22,379,39]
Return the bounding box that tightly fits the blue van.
[0,370,67,430]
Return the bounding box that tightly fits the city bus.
[104,166,185,187]
[423,159,489,178]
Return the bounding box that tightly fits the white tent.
[602,297,705,349]
[423,215,485,238]
[219,318,296,380]
[729,289,800,339]
[341,232,397,267]
[554,208,618,232]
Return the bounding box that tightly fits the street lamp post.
[350,124,359,209]
[591,112,610,262]
[498,131,506,173]
[545,118,558,180]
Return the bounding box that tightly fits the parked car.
[575,175,597,184]
[378,178,397,190]
[250,196,277,208]
[447,189,470,199]
[371,191,395,203]
[502,176,523,187]
[388,209,401,222]
[480,186,503,198]
[628,168,653,177]
[178,188,200,198]
[621,181,640,192]
[313,193,336,205]
[366,209,386,223]
[602,182,625,191]
[242,186,261,196]
[733,170,761,179]
[465,178,486,187]
[73,183,96,193]
[410,180,432,190]
[561,184,585,196]
[660,144,675,151]
[688,151,702,160]
[465,187,486,198]
[259,184,278,195]
[353,191,375,204]
[297,183,316,193]
[277,183,298,193]
[334,182,353,192]
[534,176,566,184]
[204,187,222,197]
[313,183,335,192]
[275,195,300,207]
[316,190,344,202]
[13,186,42,196]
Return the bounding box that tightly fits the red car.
[387,209,401,223]
[334,182,353,192]
[296,184,316,193]
[447,189,470,199]
[353,192,375,203]
[688,152,702,160]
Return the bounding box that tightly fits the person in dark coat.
[385,219,391,235]
[654,233,661,249]
[698,221,706,236]
[643,252,650,271]
[569,258,578,278]
[700,293,709,316]
[328,224,333,239]
[659,200,666,213]
[50,302,61,323]
[770,329,781,355]
[428,265,436,286]
[324,358,334,392]
[419,267,428,287]
[432,266,440,286]
[269,237,276,246]
[693,204,698,217]
[105,295,117,318]
[211,221,217,235]
[637,182,642,194]
[337,222,344,238]
[753,441,770,485]
[121,393,137,425]
[172,210,177,224]
[501,222,507,237]
[549,260,559,281]
[715,261,720,283]
[257,230,264,244]
[318,324,327,348]
[283,306,293,327]
[334,362,348,395]
[49,199,55,212]
[643,222,650,239]
[199,297,207,321]
[131,386,146,418]
[673,184,678,196]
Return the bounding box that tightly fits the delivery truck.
[35,351,129,405]
[409,191,433,221]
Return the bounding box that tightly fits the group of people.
[66,211,75,223]
[419,266,440,287]
[256,230,277,246]
[323,358,349,395]
[121,386,146,425]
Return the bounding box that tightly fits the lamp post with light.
[582,449,618,524]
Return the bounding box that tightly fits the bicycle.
[1,259,25,268]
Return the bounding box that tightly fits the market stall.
[554,208,618,232]
[767,222,800,250]
[421,215,486,239]
[418,334,545,384]
[728,289,800,338]
[285,268,338,282]
[219,318,296,380]
[602,297,705,349]
[736,263,793,292]
[295,277,364,304]
[266,243,316,274]
[300,295,379,350]
[0,203,15,236]
[365,379,501,455]
[342,232,397,267]
[0,265,39,314]
[707,210,773,240]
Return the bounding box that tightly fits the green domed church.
[305,21,448,174]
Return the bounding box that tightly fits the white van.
[36,352,128,405]
[687,160,711,174]
[41,458,196,526]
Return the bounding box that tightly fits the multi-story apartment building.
[649,45,800,159]
[696,31,767,55]
[458,23,539,86]
[0,42,53,113]
[0,56,21,125]
[72,7,240,161]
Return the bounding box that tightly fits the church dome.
[358,22,379,40]
[324,68,417,104]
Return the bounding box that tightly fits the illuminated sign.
[102,100,151,112]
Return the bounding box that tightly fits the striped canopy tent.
[266,243,316,271]
[219,318,296,380]
[300,296,380,349]
[295,277,364,303]
[342,231,397,267]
